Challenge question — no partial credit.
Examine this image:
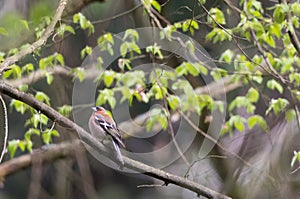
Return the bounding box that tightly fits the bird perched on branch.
[89,106,125,165]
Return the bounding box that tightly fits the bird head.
[92,106,106,113]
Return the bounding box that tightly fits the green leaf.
[73,13,94,35]
[185,40,195,55]
[233,116,245,132]
[250,21,264,35]
[50,129,60,137]
[55,53,65,66]
[40,114,48,125]
[120,71,145,87]
[42,132,51,145]
[208,8,226,25]
[58,24,75,36]
[269,23,281,38]
[20,20,29,31]
[8,140,19,158]
[120,42,128,57]
[186,62,199,76]
[266,79,283,94]
[205,28,232,43]
[285,109,296,122]
[63,24,75,34]
[18,141,26,151]
[18,84,29,92]
[292,16,299,28]
[96,89,116,108]
[10,99,28,114]
[167,95,180,110]
[273,5,286,23]
[265,35,276,48]
[289,73,300,86]
[175,63,188,76]
[292,3,300,16]
[194,62,208,75]
[98,33,114,45]
[146,108,168,131]
[182,19,199,35]
[45,73,54,85]
[148,84,165,100]
[103,70,115,87]
[71,67,86,82]
[22,63,34,74]
[58,105,73,117]
[246,87,259,103]
[3,64,21,79]
[228,96,254,113]
[26,140,33,152]
[266,98,289,115]
[120,87,131,103]
[42,129,59,145]
[25,128,40,141]
[129,42,141,54]
[80,46,93,59]
[118,58,132,70]
[219,49,234,63]
[35,92,50,105]
[0,27,8,36]
[212,101,225,113]
[146,43,164,59]
[123,29,139,42]
[151,0,161,12]
[248,115,268,131]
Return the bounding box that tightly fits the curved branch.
[0,81,230,199]
[0,141,80,184]
[6,65,97,87]
[0,0,68,73]
[8,66,70,87]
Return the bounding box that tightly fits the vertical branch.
[0,95,8,163]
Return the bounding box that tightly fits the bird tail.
[112,140,124,165]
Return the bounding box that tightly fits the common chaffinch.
[89,106,125,165]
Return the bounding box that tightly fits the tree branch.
[0,81,230,199]
[0,0,68,73]
[6,65,97,87]
[0,141,80,186]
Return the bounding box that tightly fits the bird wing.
[94,113,125,148]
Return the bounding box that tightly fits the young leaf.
[266,79,283,94]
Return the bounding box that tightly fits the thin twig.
[137,183,165,188]
[179,110,252,168]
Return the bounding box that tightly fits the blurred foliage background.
[0,0,300,199]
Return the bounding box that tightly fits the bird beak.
[91,107,97,112]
